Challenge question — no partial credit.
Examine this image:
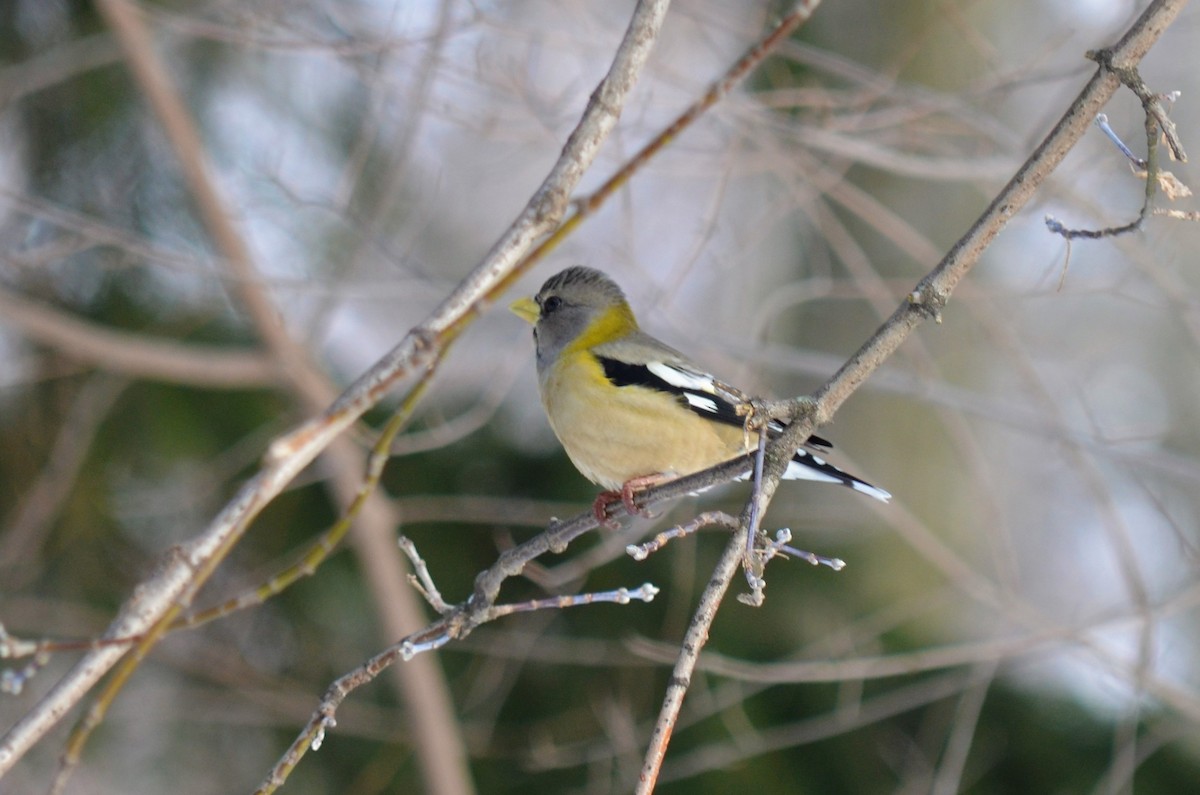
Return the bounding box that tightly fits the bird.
[510,266,889,523]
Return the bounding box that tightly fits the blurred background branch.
[1,1,1199,793]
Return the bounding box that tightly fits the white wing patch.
[646,361,717,394]
[646,361,793,431]
[683,393,719,414]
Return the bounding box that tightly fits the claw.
[620,481,644,516]
[592,491,622,529]
[621,473,665,515]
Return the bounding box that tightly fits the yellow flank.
[540,346,745,490]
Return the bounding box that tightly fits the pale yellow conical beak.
[509,297,540,325]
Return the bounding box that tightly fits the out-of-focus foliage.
[2,1,1199,793]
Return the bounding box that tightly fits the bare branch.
[636,528,745,793]
[0,0,674,780]
[0,287,275,388]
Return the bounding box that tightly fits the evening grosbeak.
[511,266,889,522]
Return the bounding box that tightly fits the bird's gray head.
[529,266,633,371]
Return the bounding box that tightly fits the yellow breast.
[539,351,745,490]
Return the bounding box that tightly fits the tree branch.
[0,0,674,780]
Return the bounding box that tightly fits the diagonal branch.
[639,0,1191,788]
[0,0,674,780]
[759,0,1189,528]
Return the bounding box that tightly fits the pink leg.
[619,473,666,516]
[591,473,666,528]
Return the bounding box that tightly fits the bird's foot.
[592,474,665,528]
[591,491,623,529]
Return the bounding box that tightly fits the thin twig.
[744,424,769,590]
[1045,54,1187,240]
[487,584,661,618]
[398,536,452,615]
[626,511,740,561]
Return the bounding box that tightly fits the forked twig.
[1045,57,1189,242]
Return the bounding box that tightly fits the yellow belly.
[540,352,745,490]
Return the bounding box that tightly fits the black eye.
[541,295,563,315]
